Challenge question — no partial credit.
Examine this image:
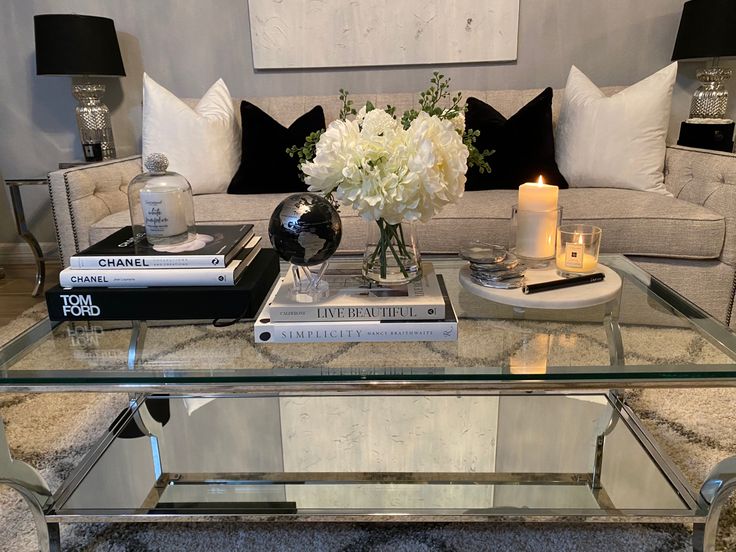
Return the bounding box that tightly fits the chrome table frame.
[0,371,731,552]
[0,387,713,552]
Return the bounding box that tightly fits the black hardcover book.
[70,224,255,269]
[46,249,280,321]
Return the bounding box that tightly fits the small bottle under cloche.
[128,153,196,246]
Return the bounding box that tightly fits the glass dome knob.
[144,153,169,174]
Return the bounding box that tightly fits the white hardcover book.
[255,275,457,343]
[268,262,445,322]
[60,237,261,288]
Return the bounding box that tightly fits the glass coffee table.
[2,254,736,552]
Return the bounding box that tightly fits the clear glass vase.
[362,219,421,285]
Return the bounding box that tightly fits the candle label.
[140,190,188,238]
[564,243,585,268]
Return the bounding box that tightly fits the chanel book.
[59,237,261,288]
[255,275,457,343]
[46,249,280,321]
[267,262,445,322]
[69,224,254,269]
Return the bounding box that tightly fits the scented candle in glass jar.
[127,153,196,246]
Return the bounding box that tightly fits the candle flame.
[537,175,545,185]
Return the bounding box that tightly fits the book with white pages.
[267,262,445,322]
[255,275,457,343]
[69,224,255,269]
[59,236,262,288]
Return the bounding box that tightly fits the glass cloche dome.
[127,153,196,246]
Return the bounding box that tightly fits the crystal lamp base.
[689,67,732,120]
[73,83,116,161]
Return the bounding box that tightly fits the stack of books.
[46,224,280,321]
[254,262,457,343]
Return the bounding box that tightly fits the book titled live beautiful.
[59,237,261,288]
[255,275,457,343]
[268,262,445,322]
[69,224,254,269]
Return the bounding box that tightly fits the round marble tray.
[459,263,623,310]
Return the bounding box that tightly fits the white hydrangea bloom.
[449,110,466,133]
[405,112,468,222]
[360,108,401,137]
[303,119,361,195]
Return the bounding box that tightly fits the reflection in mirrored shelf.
[54,393,691,518]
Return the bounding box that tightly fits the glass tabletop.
[2,254,736,390]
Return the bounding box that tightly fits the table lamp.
[672,0,736,119]
[34,14,126,161]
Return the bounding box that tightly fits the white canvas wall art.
[248,0,519,69]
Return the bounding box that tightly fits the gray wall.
[0,0,727,253]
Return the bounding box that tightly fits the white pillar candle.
[516,176,559,258]
[140,188,189,238]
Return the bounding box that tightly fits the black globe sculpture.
[268,193,342,266]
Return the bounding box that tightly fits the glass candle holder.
[128,153,196,247]
[510,205,563,268]
[556,224,602,277]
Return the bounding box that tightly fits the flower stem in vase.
[380,220,388,279]
[385,224,409,278]
[363,219,421,284]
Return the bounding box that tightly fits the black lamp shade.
[672,0,736,61]
[34,14,126,76]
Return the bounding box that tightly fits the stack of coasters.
[459,242,526,289]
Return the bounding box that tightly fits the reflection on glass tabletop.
[2,254,736,389]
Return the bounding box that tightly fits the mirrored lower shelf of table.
[48,392,701,524]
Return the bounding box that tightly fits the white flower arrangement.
[289,73,491,281]
[303,109,469,225]
[295,74,489,225]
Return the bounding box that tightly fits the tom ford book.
[59,237,261,288]
[69,224,254,269]
[267,262,445,322]
[255,275,456,343]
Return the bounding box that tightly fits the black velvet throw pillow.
[464,88,568,191]
[228,101,325,194]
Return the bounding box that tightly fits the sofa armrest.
[48,155,142,267]
[664,145,736,265]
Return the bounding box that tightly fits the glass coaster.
[470,265,526,281]
[460,242,507,264]
[469,255,521,272]
[470,274,525,289]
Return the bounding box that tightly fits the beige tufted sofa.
[47,88,736,328]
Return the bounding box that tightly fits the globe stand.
[289,262,330,303]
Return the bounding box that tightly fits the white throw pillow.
[555,63,677,196]
[142,74,240,195]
